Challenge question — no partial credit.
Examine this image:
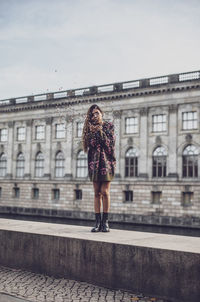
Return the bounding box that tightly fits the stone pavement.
[0,266,169,302]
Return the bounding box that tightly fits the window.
[55,124,65,139]
[152,146,167,177]
[124,190,133,202]
[13,187,20,198]
[76,150,88,177]
[152,114,166,132]
[77,122,84,137]
[35,152,44,177]
[16,153,25,177]
[182,192,193,207]
[0,153,7,177]
[0,129,8,142]
[35,125,45,140]
[125,117,138,134]
[125,148,138,177]
[182,145,198,178]
[55,151,64,177]
[151,191,162,204]
[75,189,82,200]
[17,127,26,141]
[32,188,39,199]
[52,189,60,200]
[182,112,197,130]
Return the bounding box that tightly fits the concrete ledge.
[0,219,200,302]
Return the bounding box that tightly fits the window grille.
[76,150,88,178]
[55,124,65,139]
[52,189,60,200]
[75,189,82,200]
[0,153,7,177]
[77,122,84,137]
[32,188,39,199]
[16,153,25,177]
[182,112,197,130]
[0,129,8,142]
[17,127,26,141]
[125,117,138,134]
[35,152,44,177]
[13,187,20,198]
[124,190,133,202]
[152,114,166,132]
[125,148,138,177]
[35,125,45,140]
[55,151,65,177]
[182,145,198,178]
[152,147,167,178]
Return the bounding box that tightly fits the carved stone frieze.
[56,142,62,150]
[127,137,133,146]
[26,119,33,127]
[140,107,148,116]
[169,104,177,113]
[156,136,162,145]
[185,134,192,143]
[45,117,53,125]
[37,143,41,151]
[18,144,22,152]
[113,110,122,118]
[8,121,14,128]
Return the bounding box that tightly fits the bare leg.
[93,181,102,213]
[100,181,111,213]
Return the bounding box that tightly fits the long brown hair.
[82,104,103,153]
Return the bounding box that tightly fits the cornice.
[0,81,200,114]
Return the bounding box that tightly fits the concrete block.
[0,219,200,302]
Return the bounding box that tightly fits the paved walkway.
[0,266,169,302]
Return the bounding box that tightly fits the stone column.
[24,120,32,179]
[168,105,178,179]
[113,110,122,179]
[6,121,14,178]
[139,108,148,178]
[44,117,52,178]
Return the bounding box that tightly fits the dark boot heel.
[102,212,110,232]
[91,213,102,232]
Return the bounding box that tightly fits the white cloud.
[0,0,200,99]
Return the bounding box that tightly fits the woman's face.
[91,108,103,124]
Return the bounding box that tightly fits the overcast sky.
[0,0,200,100]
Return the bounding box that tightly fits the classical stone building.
[0,70,200,228]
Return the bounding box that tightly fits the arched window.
[182,145,198,178]
[76,150,87,178]
[35,152,44,177]
[0,153,7,177]
[152,146,167,177]
[125,147,138,177]
[16,153,25,178]
[55,151,65,177]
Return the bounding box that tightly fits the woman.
[82,104,116,232]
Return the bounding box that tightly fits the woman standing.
[82,104,116,232]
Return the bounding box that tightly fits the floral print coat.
[87,121,116,182]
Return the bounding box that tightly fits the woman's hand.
[89,122,102,133]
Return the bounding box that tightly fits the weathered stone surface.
[0,219,199,302]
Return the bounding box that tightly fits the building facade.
[0,70,200,228]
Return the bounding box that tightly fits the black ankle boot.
[91,213,101,232]
[102,212,110,232]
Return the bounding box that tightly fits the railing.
[0,70,200,106]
